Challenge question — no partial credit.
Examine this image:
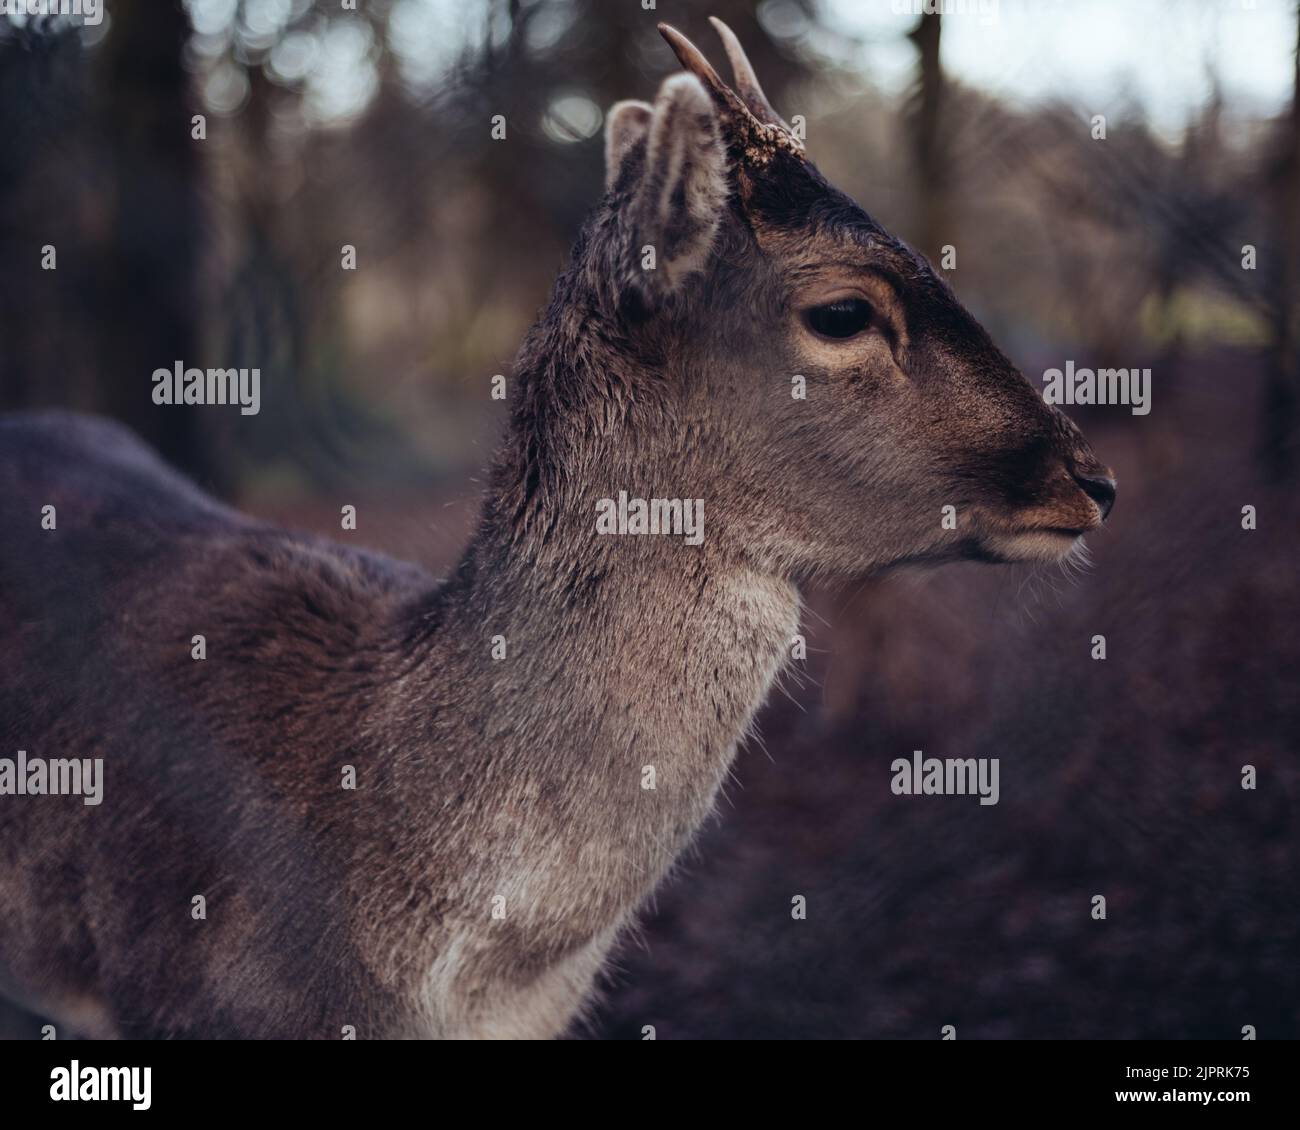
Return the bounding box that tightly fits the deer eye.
[805,298,873,340]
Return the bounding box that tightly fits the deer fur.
[0,21,1113,1039]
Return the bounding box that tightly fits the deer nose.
[1073,472,1116,521]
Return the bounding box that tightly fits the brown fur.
[0,22,1111,1039]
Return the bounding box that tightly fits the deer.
[0,20,1115,1040]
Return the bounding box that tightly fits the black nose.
[1074,472,1117,521]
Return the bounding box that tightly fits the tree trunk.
[95,0,206,480]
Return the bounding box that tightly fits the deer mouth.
[980,524,1093,564]
[974,469,1113,563]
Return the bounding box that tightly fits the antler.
[657,21,805,162]
[657,23,749,119]
[707,16,791,132]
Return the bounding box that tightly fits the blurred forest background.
[1,0,1297,1038]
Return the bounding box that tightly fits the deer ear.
[604,100,653,191]
[620,73,728,311]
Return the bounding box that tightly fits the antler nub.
[656,21,805,163]
[707,16,790,133]
[657,23,748,118]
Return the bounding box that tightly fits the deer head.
[514,18,1115,580]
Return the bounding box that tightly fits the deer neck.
[412,330,801,927]
[446,496,800,877]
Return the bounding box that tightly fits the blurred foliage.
[0,0,1296,492]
